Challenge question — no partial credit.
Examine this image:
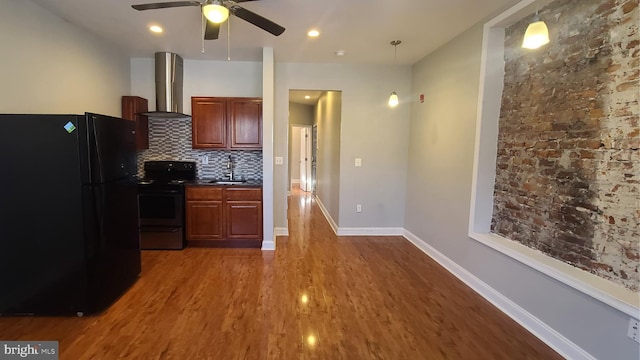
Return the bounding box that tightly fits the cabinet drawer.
[225,187,262,201]
[186,186,223,200]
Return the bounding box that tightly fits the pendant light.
[203,0,229,24]
[388,40,401,107]
[522,7,549,49]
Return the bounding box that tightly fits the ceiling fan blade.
[230,6,285,36]
[204,21,220,40]
[132,1,201,11]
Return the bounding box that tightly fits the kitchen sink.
[208,180,247,185]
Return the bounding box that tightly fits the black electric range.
[138,161,196,250]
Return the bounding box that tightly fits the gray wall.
[405,16,640,360]
[315,91,342,224]
[274,63,411,230]
[130,58,262,114]
[0,0,130,116]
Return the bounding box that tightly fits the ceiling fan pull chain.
[201,7,205,53]
[227,18,231,61]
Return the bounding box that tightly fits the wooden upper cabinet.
[191,97,262,149]
[229,98,262,148]
[121,96,149,150]
[191,97,227,149]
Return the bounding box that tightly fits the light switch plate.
[355,158,362,167]
[275,156,284,165]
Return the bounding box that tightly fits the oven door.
[138,190,183,227]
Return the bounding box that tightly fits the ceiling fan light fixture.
[203,1,229,24]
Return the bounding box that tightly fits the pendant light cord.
[201,7,205,53]
[391,40,401,64]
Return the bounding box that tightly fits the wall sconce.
[388,40,401,107]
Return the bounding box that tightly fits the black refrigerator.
[0,113,141,316]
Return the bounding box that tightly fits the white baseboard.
[261,239,275,251]
[291,179,301,184]
[402,229,595,360]
[337,227,404,236]
[315,196,338,234]
[274,227,289,237]
[262,228,289,251]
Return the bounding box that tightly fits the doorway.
[288,89,321,194]
[291,125,313,193]
[288,89,341,221]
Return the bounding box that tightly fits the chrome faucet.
[225,155,234,180]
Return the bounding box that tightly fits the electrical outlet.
[356,204,362,213]
[201,155,208,164]
[628,318,639,343]
[355,158,362,167]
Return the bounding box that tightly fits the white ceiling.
[31,0,519,64]
[289,90,324,105]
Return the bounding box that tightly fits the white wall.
[0,0,130,116]
[274,63,411,231]
[405,17,640,360]
[130,58,262,115]
[262,47,275,249]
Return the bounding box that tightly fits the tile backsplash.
[137,117,263,180]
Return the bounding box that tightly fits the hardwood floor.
[0,186,563,359]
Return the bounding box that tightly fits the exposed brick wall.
[492,0,639,291]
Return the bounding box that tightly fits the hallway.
[0,186,562,359]
[276,185,562,359]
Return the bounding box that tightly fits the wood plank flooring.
[0,186,563,359]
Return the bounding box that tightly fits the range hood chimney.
[143,52,190,118]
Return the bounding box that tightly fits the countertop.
[187,179,263,187]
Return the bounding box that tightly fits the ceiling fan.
[131,0,285,40]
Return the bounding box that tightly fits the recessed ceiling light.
[304,95,311,99]
[307,30,320,37]
[335,50,345,56]
[149,25,163,33]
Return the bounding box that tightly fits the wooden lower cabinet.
[186,200,223,240]
[186,186,262,246]
[226,201,262,240]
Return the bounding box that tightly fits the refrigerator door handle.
[91,115,104,183]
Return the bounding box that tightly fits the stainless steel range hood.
[142,52,190,118]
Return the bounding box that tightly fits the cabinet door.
[186,200,224,240]
[121,96,149,150]
[192,97,227,149]
[225,201,262,240]
[228,98,262,149]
